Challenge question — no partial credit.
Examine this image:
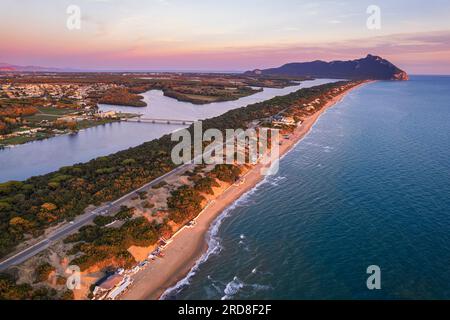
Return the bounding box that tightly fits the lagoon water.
[164,76,450,300]
[0,79,334,182]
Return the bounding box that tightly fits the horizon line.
[1,70,450,76]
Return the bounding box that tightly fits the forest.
[98,87,147,107]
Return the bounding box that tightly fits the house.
[272,116,296,126]
[92,273,132,300]
[94,274,124,293]
[106,277,133,300]
[60,115,85,122]
[95,111,117,119]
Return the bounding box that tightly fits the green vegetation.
[0,273,68,300]
[0,80,360,299]
[152,181,168,189]
[93,206,135,226]
[163,85,262,104]
[193,176,220,195]
[0,81,359,259]
[93,215,116,227]
[34,262,55,283]
[167,185,205,224]
[114,206,135,220]
[0,132,51,145]
[99,87,147,107]
[61,290,75,300]
[0,95,113,147]
[65,217,169,271]
[142,201,155,209]
[0,273,33,299]
[0,100,38,135]
[210,164,241,184]
[35,106,78,116]
[137,191,148,200]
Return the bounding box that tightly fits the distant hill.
[246,54,408,80]
[0,63,64,72]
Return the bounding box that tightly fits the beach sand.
[120,81,370,300]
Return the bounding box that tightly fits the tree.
[41,203,57,211]
[9,217,34,233]
[34,263,55,283]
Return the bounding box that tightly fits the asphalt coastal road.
[0,162,192,272]
[0,121,278,271]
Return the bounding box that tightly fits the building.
[94,274,124,293]
[272,115,296,126]
[59,115,85,122]
[95,111,117,119]
[106,277,133,300]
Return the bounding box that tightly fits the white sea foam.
[268,175,287,186]
[221,276,272,300]
[160,171,275,299]
[221,276,244,300]
[250,283,272,291]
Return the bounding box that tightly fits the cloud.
[176,29,450,72]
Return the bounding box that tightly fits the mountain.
[0,63,63,72]
[246,54,409,80]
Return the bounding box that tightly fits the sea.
[162,75,450,300]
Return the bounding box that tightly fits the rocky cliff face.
[246,54,408,81]
[392,70,409,81]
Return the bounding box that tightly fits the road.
[0,162,192,271]
[0,127,259,271]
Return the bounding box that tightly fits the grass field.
[25,114,60,123]
[0,132,52,145]
[36,106,78,115]
[23,106,79,124]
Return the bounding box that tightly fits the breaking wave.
[160,174,275,300]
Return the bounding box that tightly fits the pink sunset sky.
[1,0,450,74]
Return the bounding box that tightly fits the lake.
[0,79,335,182]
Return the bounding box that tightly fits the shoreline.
[0,119,120,149]
[120,81,372,300]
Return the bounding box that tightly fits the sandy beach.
[120,81,371,300]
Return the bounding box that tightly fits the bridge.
[123,117,196,125]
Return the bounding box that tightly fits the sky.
[1,0,450,74]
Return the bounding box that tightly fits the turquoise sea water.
[164,76,450,300]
